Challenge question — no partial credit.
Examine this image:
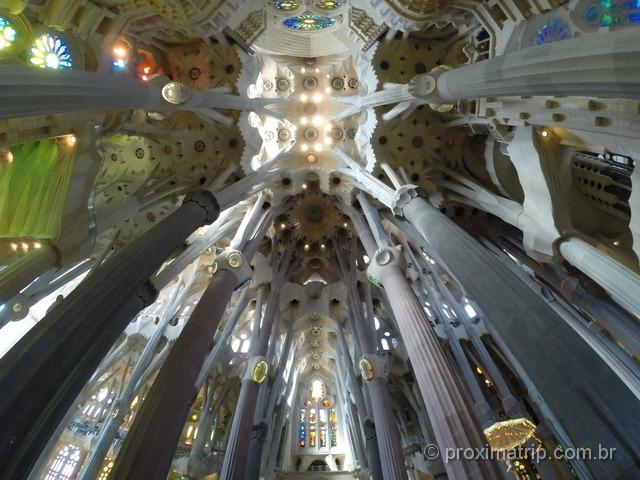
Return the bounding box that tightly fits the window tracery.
[30,34,72,69]
[45,444,81,480]
[298,379,338,449]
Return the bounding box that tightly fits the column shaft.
[432,28,640,101]
[367,378,407,479]
[0,190,218,479]
[109,269,237,479]
[402,196,640,478]
[0,66,163,120]
[220,289,282,480]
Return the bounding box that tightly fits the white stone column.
[559,236,640,321]
[0,66,165,119]
[410,28,640,103]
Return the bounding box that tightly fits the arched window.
[311,378,325,400]
[45,444,80,480]
[298,379,338,450]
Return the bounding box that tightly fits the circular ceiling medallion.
[303,127,319,142]
[304,103,318,115]
[331,77,345,89]
[278,129,291,141]
[347,128,357,139]
[348,78,359,89]
[303,76,319,89]
[332,127,344,139]
[276,78,290,91]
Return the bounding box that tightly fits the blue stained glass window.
[274,0,299,10]
[30,34,72,69]
[283,14,335,31]
[532,18,571,46]
[584,0,640,26]
[0,17,17,51]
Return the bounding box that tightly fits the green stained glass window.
[314,0,343,10]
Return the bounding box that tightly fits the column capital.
[367,246,406,286]
[408,66,451,107]
[213,249,251,288]
[390,184,426,217]
[183,190,220,225]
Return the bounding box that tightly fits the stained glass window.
[30,34,72,69]
[329,408,338,447]
[274,0,300,10]
[298,409,306,447]
[584,0,640,27]
[311,379,325,400]
[299,379,337,450]
[0,17,17,51]
[97,459,113,480]
[531,18,571,46]
[314,0,343,10]
[45,444,80,480]
[282,14,335,31]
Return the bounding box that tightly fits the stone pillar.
[109,249,250,479]
[363,419,384,480]
[0,65,165,120]
[368,247,496,480]
[220,369,262,479]
[0,247,58,305]
[79,276,194,480]
[338,259,407,480]
[558,237,640,317]
[410,28,640,103]
[0,190,219,480]
[394,190,640,478]
[220,280,286,479]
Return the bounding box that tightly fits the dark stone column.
[244,420,268,479]
[109,268,237,479]
[220,379,261,479]
[220,291,282,480]
[363,419,384,480]
[368,247,494,480]
[399,193,640,478]
[0,190,219,480]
